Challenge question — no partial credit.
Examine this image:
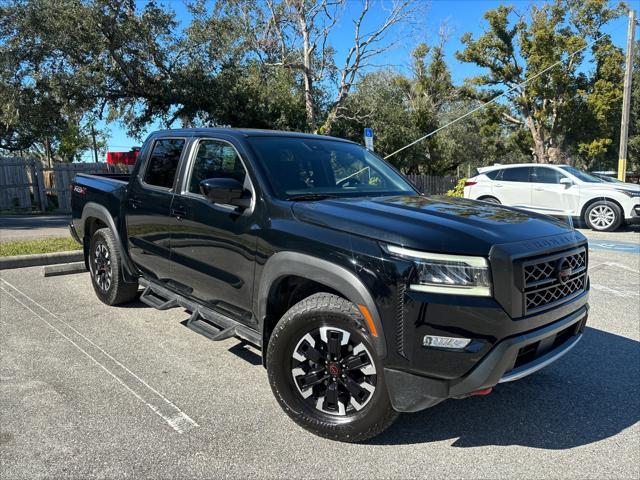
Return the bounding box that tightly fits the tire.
[266,293,398,442]
[88,228,139,305]
[479,196,501,204]
[584,201,622,232]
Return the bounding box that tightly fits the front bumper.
[385,306,587,412]
[626,204,640,224]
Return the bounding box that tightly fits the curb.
[0,250,83,270]
[43,262,87,277]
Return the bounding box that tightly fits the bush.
[446,178,466,197]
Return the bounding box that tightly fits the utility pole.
[91,125,99,163]
[618,9,636,182]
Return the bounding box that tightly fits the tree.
[456,0,622,164]
[233,0,418,133]
[333,42,529,175]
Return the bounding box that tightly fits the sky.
[90,0,635,161]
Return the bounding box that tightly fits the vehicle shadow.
[370,327,639,449]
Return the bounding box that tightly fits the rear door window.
[501,167,532,182]
[143,138,185,189]
[485,169,501,180]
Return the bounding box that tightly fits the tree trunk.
[526,117,549,163]
[44,138,52,168]
[296,3,316,132]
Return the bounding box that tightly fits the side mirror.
[559,177,573,187]
[199,178,252,209]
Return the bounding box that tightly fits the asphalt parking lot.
[1,228,638,479]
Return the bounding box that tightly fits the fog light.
[423,335,471,349]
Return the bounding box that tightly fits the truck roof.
[150,127,356,144]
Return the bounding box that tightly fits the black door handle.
[170,208,187,219]
[129,198,142,209]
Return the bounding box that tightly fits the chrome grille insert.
[522,247,587,314]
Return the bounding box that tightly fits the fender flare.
[80,202,138,279]
[257,251,387,358]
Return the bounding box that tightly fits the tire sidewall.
[89,230,115,304]
[585,201,622,231]
[267,297,394,440]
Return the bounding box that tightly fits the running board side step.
[139,285,179,310]
[139,279,261,348]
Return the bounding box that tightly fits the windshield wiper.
[286,193,337,201]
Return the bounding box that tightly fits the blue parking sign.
[364,128,373,138]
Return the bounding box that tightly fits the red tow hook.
[469,387,493,396]
[453,387,493,399]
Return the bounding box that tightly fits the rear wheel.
[88,228,139,305]
[266,293,398,442]
[584,201,622,231]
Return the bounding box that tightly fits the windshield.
[559,166,604,183]
[247,137,417,199]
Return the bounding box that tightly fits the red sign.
[106,151,139,165]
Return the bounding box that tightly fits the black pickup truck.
[71,128,589,442]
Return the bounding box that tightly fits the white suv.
[463,163,640,231]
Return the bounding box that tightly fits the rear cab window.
[142,138,186,189]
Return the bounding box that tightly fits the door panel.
[530,167,580,215]
[125,138,186,281]
[169,138,258,323]
[493,167,532,207]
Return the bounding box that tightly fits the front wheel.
[584,201,622,231]
[266,293,398,442]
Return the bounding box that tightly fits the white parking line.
[590,283,639,298]
[0,279,198,434]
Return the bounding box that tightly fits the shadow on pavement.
[371,327,639,449]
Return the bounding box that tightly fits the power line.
[384,27,624,160]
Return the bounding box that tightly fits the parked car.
[71,129,589,442]
[464,163,640,231]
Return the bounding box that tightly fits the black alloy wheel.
[92,242,112,292]
[291,326,377,416]
[267,293,398,442]
[88,228,139,305]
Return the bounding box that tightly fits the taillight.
[464,180,477,187]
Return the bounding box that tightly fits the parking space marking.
[0,279,198,434]
[589,241,640,254]
[590,283,639,298]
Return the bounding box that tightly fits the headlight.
[384,245,492,297]
[615,188,640,198]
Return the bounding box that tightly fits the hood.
[292,195,582,256]
[582,182,640,193]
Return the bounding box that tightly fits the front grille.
[522,247,587,314]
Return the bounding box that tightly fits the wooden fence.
[406,174,458,195]
[0,158,124,212]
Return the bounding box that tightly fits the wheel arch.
[257,252,387,361]
[478,195,500,203]
[81,202,138,280]
[580,197,624,223]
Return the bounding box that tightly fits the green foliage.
[0,0,630,175]
[446,178,467,197]
[0,237,79,256]
[456,0,624,166]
